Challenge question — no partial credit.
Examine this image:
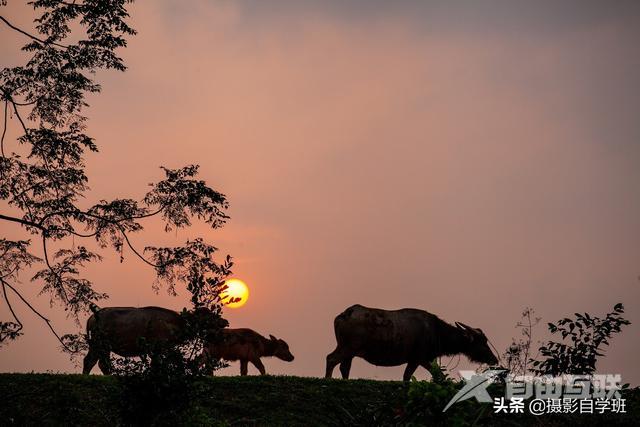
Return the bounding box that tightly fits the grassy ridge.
[0,374,405,426]
[0,373,638,426]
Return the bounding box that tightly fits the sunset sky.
[1,1,639,383]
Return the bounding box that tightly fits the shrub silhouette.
[532,303,630,376]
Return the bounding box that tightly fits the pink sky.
[1,1,639,383]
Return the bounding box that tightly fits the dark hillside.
[0,374,404,426]
[0,374,638,426]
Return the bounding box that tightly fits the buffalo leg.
[403,362,419,382]
[240,359,249,376]
[82,348,99,374]
[252,358,266,375]
[197,350,216,375]
[195,352,207,372]
[339,357,353,379]
[422,360,437,380]
[98,355,112,375]
[325,348,343,378]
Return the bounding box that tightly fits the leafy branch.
[1,1,232,351]
[531,303,631,376]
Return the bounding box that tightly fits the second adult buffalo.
[325,304,498,381]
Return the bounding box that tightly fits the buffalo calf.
[203,328,294,375]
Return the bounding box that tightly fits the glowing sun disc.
[222,279,249,308]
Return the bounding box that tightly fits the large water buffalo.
[83,306,221,374]
[202,328,294,375]
[325,304,498,381]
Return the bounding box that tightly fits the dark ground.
[0,373,638,426]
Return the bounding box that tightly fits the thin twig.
[8,98,28,133]
[61,227,100,238]
[8,99,63,202]
[38,205,165,226]
[41,234,70,304]
[0,96,38,222]
[0,15,68,49]
[39,207,167,268]
[1,280,23,329]
[0,265,19,280]
[1,100,7,158]
[118,224,161,268]
[1,279,73,351]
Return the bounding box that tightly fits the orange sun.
[221,279,249,308]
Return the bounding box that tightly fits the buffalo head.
[455,322,499,365]
[269,334,294,362]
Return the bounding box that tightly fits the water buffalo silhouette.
[83,305,220,374]
[202,328,294,375]
[326,304,498,381]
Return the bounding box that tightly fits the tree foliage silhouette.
[0,1,232,350]
[531,303,631,376]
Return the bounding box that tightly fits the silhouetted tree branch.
[0,15,68,49]
[1,1,232,351]
[531,303,631,376]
